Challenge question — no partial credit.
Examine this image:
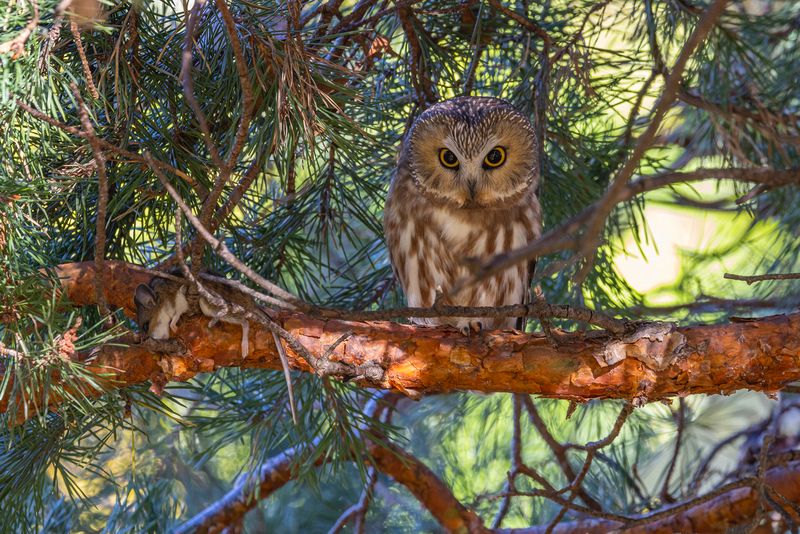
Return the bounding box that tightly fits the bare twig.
[213,0,253,166]
[488,0,552,48]
[327,467,378,534]
[660,398,686,504]
[183,0,257,272]
[144,152,307,308]
[318,301,631,334]
[69,20,99,99]
[462,2,485,96]
[397,5,435,106]
[72,84,111,322]
[491,395,523,529]
[197,273,297,310]
[747,407,781,533]
[725,272,800,285]
[690,420,769,495]
[180,0,224,169]
[522,396,602,510]
[547,403,634,530]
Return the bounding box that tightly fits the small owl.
[384,96,542,334]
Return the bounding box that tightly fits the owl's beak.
[466,180,477,201]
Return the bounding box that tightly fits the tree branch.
[498,462,800,534]
[456,167,800,295]
[3,260,800,421]
[574,0,728,278]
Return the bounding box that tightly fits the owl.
[384,96,542,334]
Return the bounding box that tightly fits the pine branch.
[170,426,800,534]
[455,167,800,295]
[4,260,800,423]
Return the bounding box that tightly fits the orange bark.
[2,260,800,416]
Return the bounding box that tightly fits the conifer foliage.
[1,0,800,531]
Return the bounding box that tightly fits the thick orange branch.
[3,260,800,416]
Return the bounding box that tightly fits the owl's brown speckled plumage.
[384,96,542,333]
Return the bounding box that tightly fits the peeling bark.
[2,261,799,417]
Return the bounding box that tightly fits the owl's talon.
[459,320,483,336]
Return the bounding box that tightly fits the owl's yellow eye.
[439,148,459,168]
[483,146,506,168]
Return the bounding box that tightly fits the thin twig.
[488,0,552,47]
[491,395,523,529]
[690,420,768,495]
[145,152,307,308]
[522,396,602,510]
[180,0,224,169]
[214,0,253,166]
[327,467,378,534]
[547,402,633,530]
[747,407,781,533]
[660,398,686,504]
[72,84,111,323]
[462,2,485,96]
[725,272,800,285]
[69,20,99,99]
[397,5,435,106]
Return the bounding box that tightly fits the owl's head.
[404,96,538,208]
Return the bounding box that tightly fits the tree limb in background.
[496,462,800,534]
[175,434,800,534]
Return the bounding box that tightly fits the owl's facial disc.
[406,97,538,209]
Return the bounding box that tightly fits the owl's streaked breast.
[385,172,541,330]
